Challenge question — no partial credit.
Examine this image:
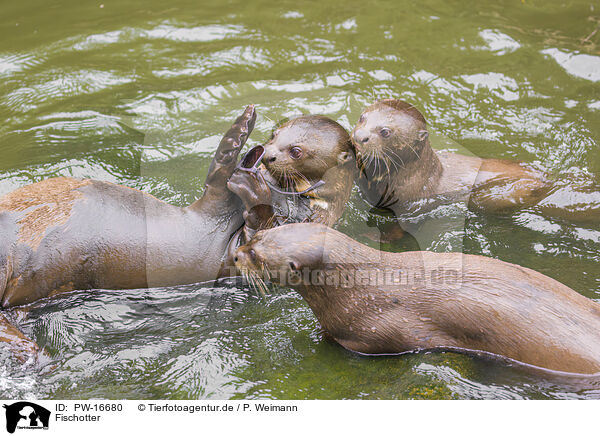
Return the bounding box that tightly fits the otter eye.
[379,128,391,138]
[358,114,365,123]
[289,146,303,160]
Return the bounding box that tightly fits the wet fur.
[263,115,357,226]
[0,106,256,363]
[351,99,600,221]
[236,223,600,375]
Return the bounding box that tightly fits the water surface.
[1,0,600,399]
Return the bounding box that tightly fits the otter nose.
[233,249,244,265]
[353,130,370,144]
[263,149,277,164]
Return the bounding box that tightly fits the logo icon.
[3,402,50,434]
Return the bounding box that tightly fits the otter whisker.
[248,270,267,297]
[288,167,311,187]
[241,268,257,295]
[240,260,270,297]
[369,150,379,176]
[253,268,269,296]
[307,154,331,175]
[279,167,299,212]
[406,142,421,160]
[374,150,386,177]
[265,213,279,229]
[262,113,276,124]
[282,167,300,210]
[258,277,269,296]
[376,149,391,176]
[240,268,251,290]
[385,148,406,168]
[373,151,379,176]
[382,149,401,172]
[364,149,379,179]
[262,263,272,283]
[385,153,399,172]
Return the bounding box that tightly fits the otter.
[234,223,600,375]
[224,115,356,262]
[351,99,600,224]
[0,105,256,363]
[261,115,356,226]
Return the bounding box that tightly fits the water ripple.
[1,1,599,400]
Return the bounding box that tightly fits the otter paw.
[215,105,257,164]
[227,169,271,210]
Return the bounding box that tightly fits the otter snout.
[262,140,284,166]
[261,142,289,176]
[263,150,277,164]
[352,129,370,145]
[233,246,257,270]
[233,249,245,268]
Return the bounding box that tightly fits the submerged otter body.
[0,177,240,307]
[0,105,257,306]
[352,99,600,223]
[0,106,257,362]
[235,223,600,375]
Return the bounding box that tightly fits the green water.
[1,0,600,399]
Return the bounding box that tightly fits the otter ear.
[337,150,353,165]
[417,130,429,142]
[288,260,300,272]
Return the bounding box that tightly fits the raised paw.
[205,105,257,190]
[215,105,257,166]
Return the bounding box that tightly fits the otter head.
[233,223,329,280]
[262,115,353,186]
[233,223,349,292]
[351,99,430,172]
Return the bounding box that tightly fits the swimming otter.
[235,223,600,375]
[0,105,256,362]
[351,99,600,223]
[225,115,356,246]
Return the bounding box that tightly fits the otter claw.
[220,105,256,152]
[205,105,257,190]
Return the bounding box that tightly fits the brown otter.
[234,223,600,375]
[351,99,600,223]
[225,115,356,245]
[0,105,256,362]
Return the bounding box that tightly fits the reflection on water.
[0,0,599,399]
